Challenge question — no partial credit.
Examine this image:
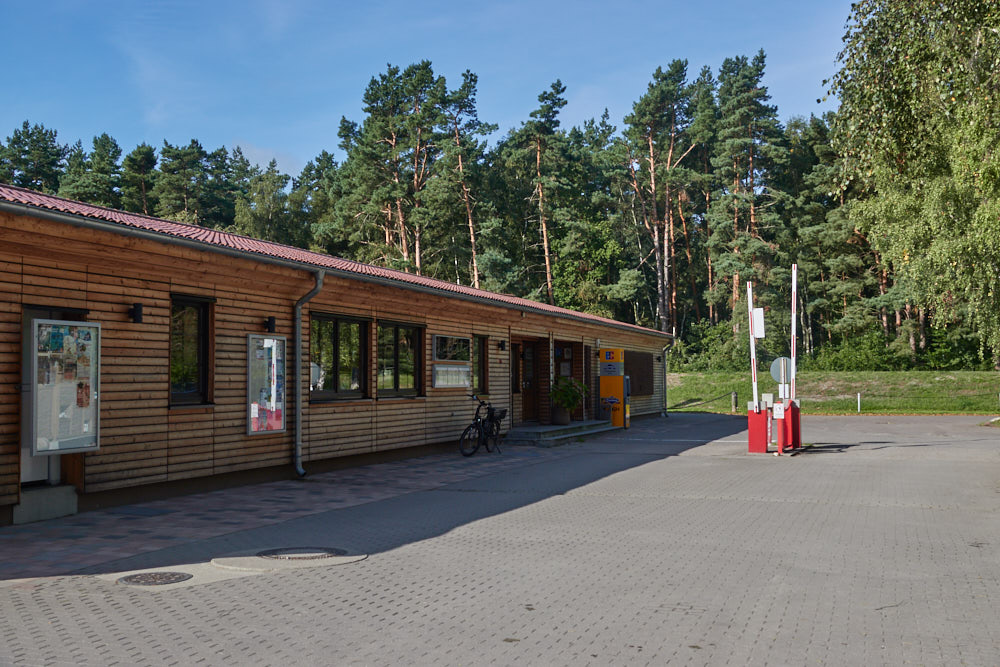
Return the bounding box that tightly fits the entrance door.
[521,342,539,421]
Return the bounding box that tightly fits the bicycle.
[459,395,506,456]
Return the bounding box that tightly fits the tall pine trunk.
[677,204,701,320]
[453,124,480,289]
[536,137,554,305]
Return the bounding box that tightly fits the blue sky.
[3,0,852,176]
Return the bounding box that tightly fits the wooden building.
[0,184,671,524]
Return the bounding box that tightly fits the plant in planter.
[550,376,587,425]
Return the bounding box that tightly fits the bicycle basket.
[488,407,507,422]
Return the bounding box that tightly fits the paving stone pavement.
[1,412,999,666]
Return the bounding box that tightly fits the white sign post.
[790,263,798,403]
[747,282,766,412]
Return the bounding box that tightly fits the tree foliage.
[829,0,1000,358]
[1,29,990,370]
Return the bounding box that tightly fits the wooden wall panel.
[0,255,21,506]
[0,208,669,508]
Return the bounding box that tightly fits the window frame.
[169,294,214,407]
[309,314,369,401]
[377,321,424,397]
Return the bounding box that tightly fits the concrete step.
[13,484,78,524]
[504,420,620,447]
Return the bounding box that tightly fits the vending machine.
[599,348,630,428]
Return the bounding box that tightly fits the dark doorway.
[521,341,539,421]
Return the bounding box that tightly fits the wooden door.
[521,342,539,421]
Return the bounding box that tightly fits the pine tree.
[0,121,67,193]
[623,60,694,331]
[433,70,497,288]
[154,140,210,224]
[706,51,787,328]
[499,81,570,305]
[57,133,122,207]
[291,151,340,253]
[231,159,301,245]
[121,143,158,215]
[331,62,447,273]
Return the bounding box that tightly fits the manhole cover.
[118,571,193,586]
[256,547,347,561]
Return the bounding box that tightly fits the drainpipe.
[294,270,324,477]
[661,339,672,418]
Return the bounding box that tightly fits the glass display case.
[247,335,286,434]
[31,320,100,455]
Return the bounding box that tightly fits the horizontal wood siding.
[0,209,669,506]
[0,257,22,506]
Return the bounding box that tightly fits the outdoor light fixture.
[264,316,277,333]
[128,303,144,323]
[656,356,662,362]
[498,340,506,351]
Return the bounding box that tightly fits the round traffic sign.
[770,356,792,383]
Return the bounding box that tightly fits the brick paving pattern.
[1,413,999,665]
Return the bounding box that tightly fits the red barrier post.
[788,401,801,448]
[748,408,768,453]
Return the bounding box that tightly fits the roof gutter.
[0,200,670,339]
[293,270,324,477]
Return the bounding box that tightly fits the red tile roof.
[0,183,668,337]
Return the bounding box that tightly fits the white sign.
[773,403,786,419]
[752,308,766,339]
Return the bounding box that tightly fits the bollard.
[731,391,738,413]
[773,402,786,455]
[857,392,861,413]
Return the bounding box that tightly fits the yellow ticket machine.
[599,348,630,428]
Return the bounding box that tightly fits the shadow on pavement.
[1,412,747,582]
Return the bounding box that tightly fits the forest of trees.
[2,2,996,371]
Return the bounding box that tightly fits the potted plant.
[550,376,587,425]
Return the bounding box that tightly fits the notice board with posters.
[31,319,101,455]
[247,335,286,435]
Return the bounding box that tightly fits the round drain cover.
[257,546,347,561]
[118,571,193,586]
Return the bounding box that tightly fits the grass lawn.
[666,370,1000,415]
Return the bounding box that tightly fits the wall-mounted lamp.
[656,356,662,362]
[498,340,506,351]
[128,303,144,324]
[264,316,277,333]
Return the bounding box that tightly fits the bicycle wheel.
[486,420,502,453]
[459,423,482,457]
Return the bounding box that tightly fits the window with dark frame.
[624,350,655,396]
[170,296,212,405]
[471,335,488,394]
[310,315,368,400]
[377,323,422,396]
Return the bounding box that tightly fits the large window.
[311,315,368,399]
[170,296,212,405]
[378,323,422,396]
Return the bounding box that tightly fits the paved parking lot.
[2,413,999,665]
